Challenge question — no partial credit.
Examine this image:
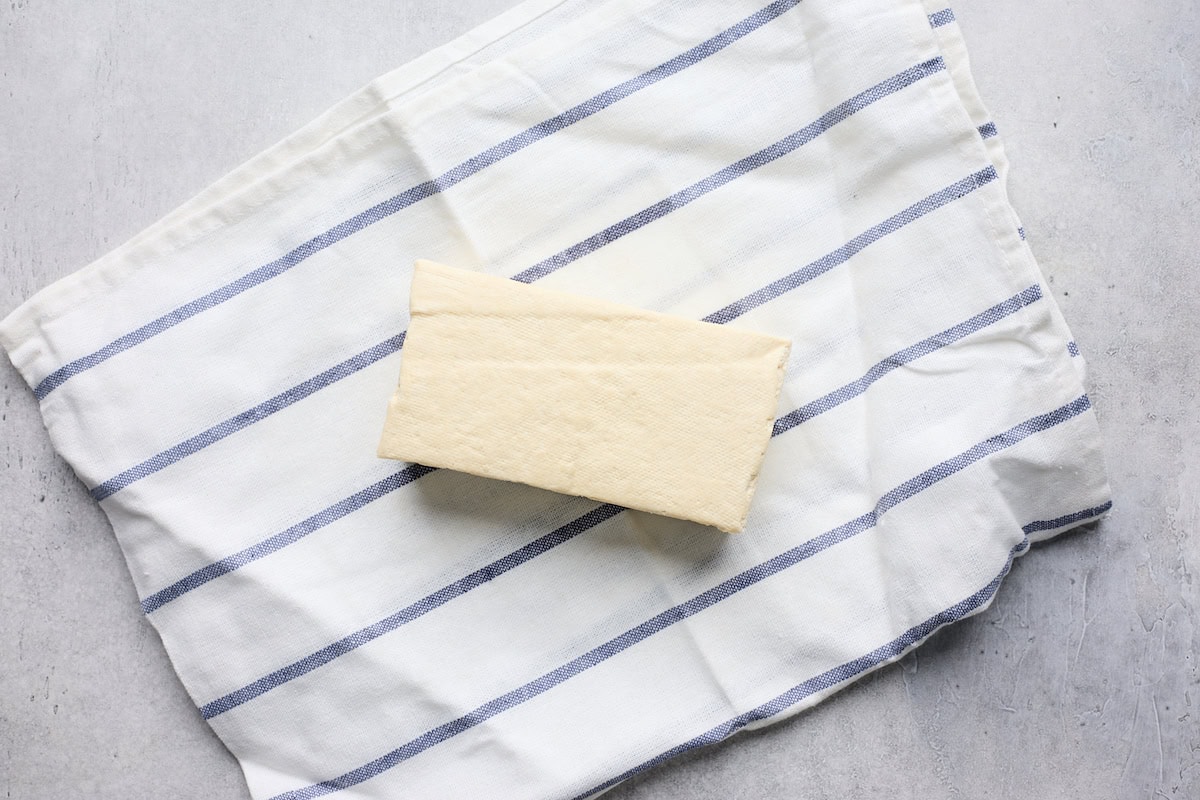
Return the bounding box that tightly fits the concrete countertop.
[2,1,1197,797]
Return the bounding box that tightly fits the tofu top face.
[379,260,790,533]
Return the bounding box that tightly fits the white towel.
[0,0,1111,797]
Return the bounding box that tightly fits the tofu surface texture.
[378,260,791,533]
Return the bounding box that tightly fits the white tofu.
[378,260,790,533]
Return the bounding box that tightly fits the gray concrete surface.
[1,1,1196,797]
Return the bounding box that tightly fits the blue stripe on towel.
[266,396,1093,800]
[142,163,1001,618]
[1023,501,1110,534]
[34,0,809,400]
[512,58,947,284]
[195,285,1044,717]
[92,58,949,501]
[574,501,1114,799]
[138,462,435,614]
[92,333,407,501]
[928,9,956,28]
[703,164,996,325]
[773,285,1040,435]
[196,503,626,717]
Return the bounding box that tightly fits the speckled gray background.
[1,1,1196,798]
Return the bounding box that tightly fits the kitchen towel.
[0,0,1112,797]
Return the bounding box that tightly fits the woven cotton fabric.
[0,1,1111,797]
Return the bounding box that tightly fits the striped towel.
[0,0,1111,797]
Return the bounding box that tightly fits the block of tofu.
[378,260,791,533]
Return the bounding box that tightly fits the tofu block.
[377,260,791,533]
